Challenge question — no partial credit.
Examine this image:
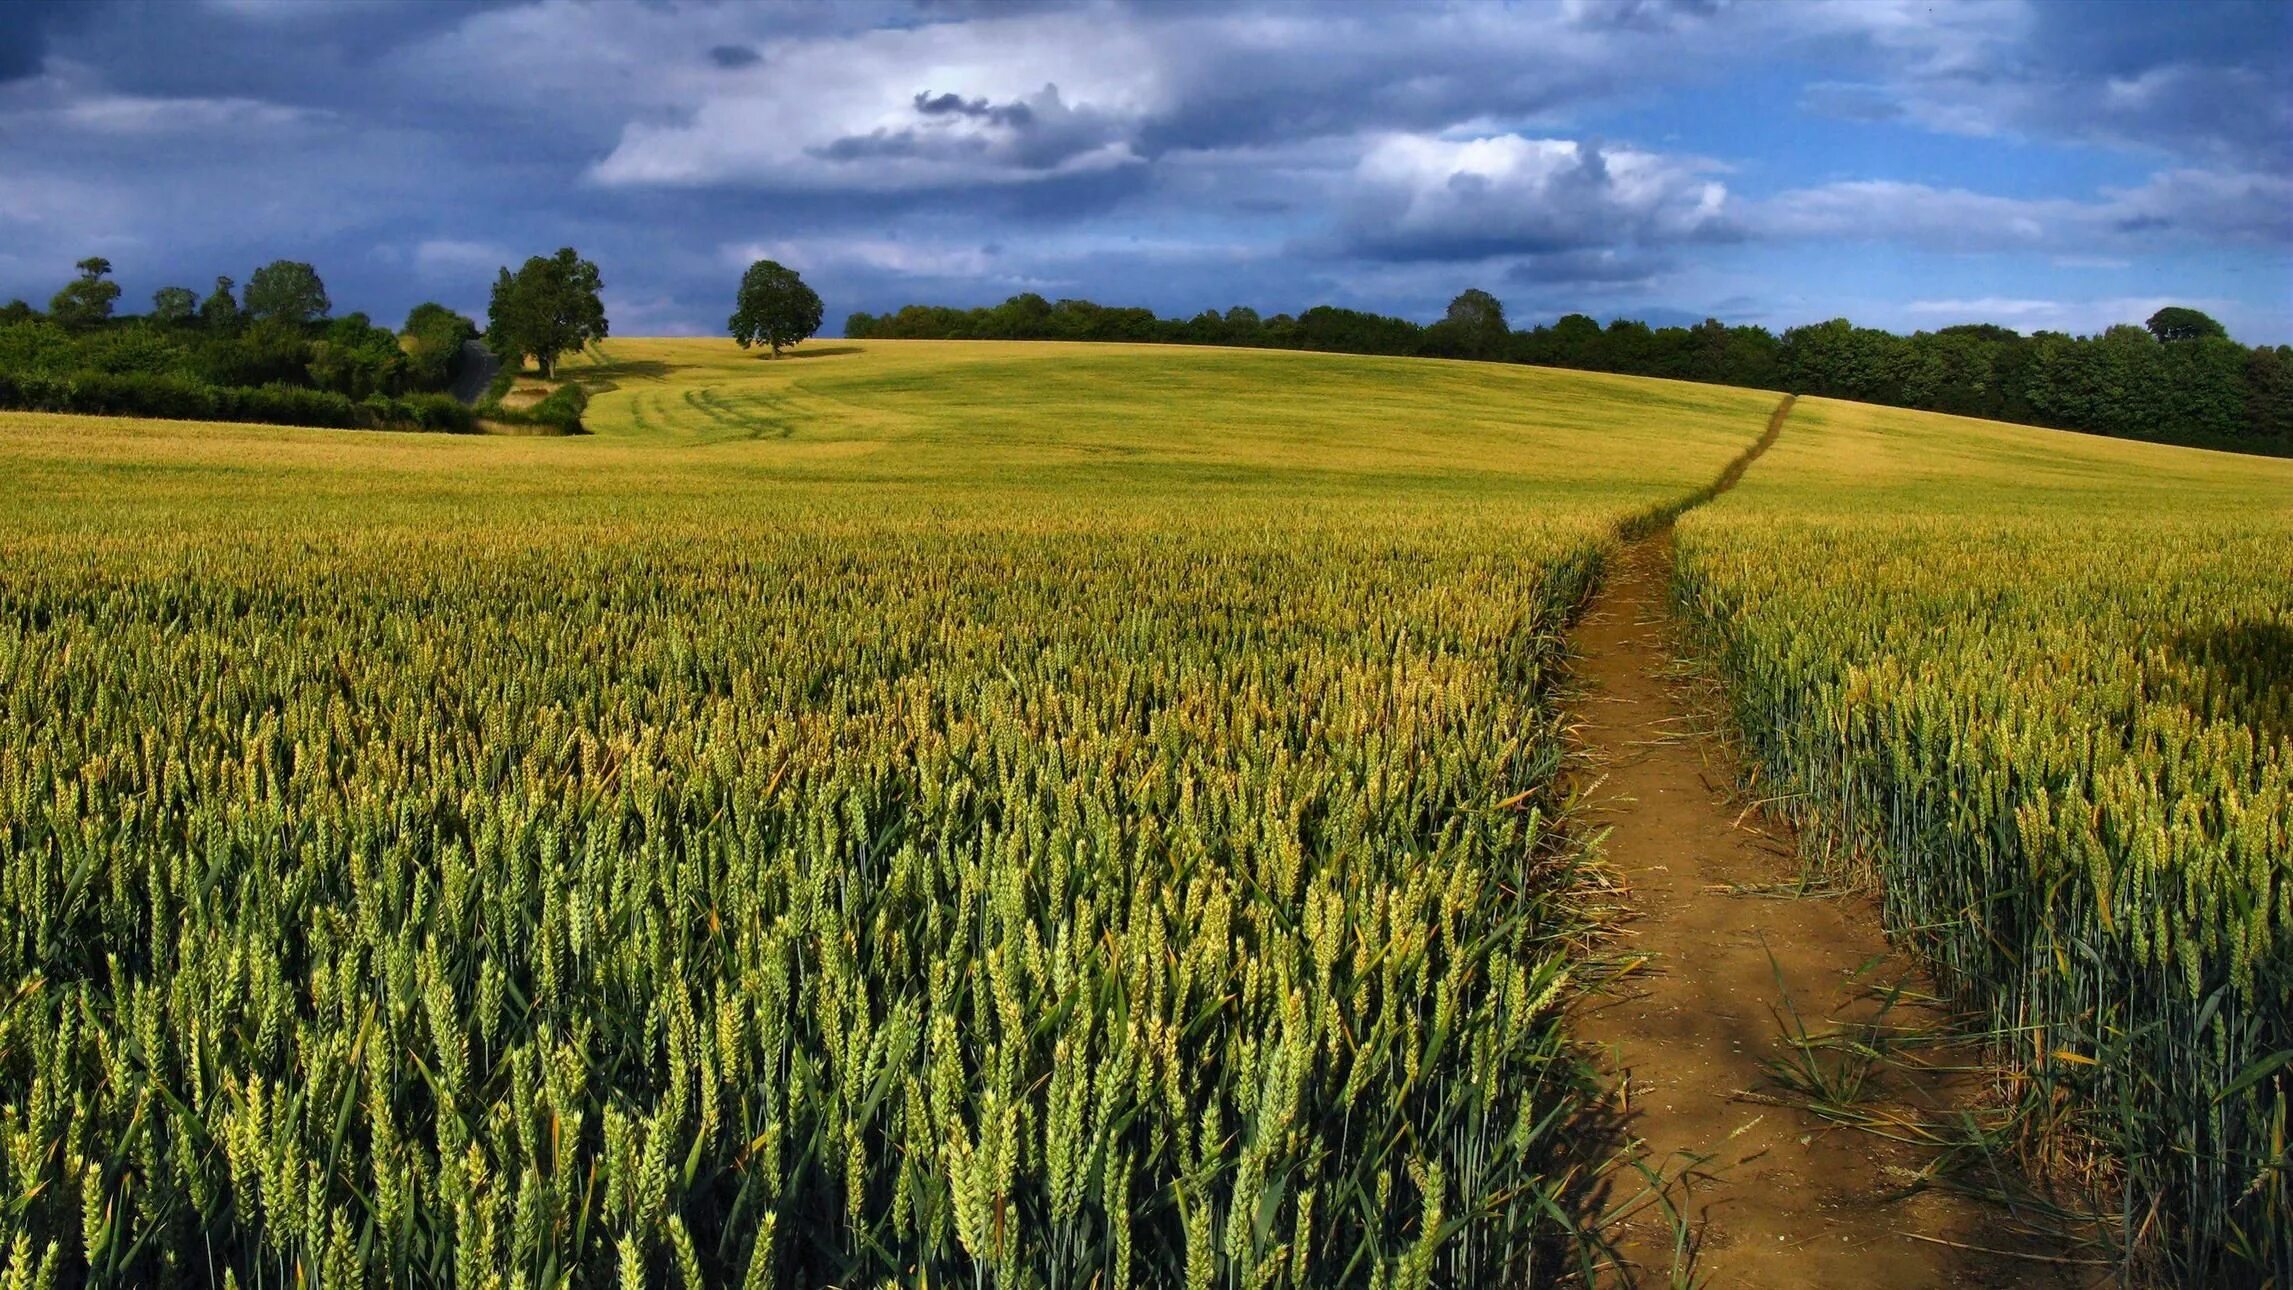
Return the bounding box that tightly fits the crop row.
[1675,510,2290,1278]
[0,508,1620,1287]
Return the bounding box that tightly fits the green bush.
[0,369,471,433]
[365,391,476,433]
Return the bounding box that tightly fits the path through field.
[1573,404,2083,1287]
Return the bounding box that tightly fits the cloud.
[726,238,1008,281]
[804,84,1135,177]
[0,0,2287,341]
[912,91,1036,128]
[0,1,65,81]
[414,239,511,278]
[1794,0,2293,169]
[1501,247,1672,286]
[1754,167,2293,252]
[587,9,1161,191]
[1333,133,1731,262]
[61,92,322,135]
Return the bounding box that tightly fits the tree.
[306,312,406,398]
[49,257,122,330]
[200,276,241,332]
[2145,306,2227,344]
[2245,345,2293,445]
[0,300,34,326]
[244,260,330,326]
[401,302,480,391]
[728,259,824,357]
[151,286,198,325]
[1433,288,1509,360]
[1443,288,1506,334]
[488,247,608,378]
[403,302,477,341]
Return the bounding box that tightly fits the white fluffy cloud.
[587,10,1162,191]
[1336,133,1731,261]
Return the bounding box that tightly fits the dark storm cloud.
[0,0,84,82]
[808,85,1121,175]
[913,91,1034,128]
[708,44,762,70]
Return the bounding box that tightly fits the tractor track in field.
[1570,397,2084,1287]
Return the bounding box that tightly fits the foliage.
[79,324,189,377]
[150,286,198,325]
[728,259,825,357]
[0,319,76,375]
[2147,306,2228,344]
[0,260,492,430]
[401,303,480,393]
[244,259,332,326]
[47,257,121,331]
[487,248,608,379]
[0,278,485,425]
[307,312,410,399]
[1430,288,1509,361]
[0,369,472,431]
[200,276,242,333]
[1675,397,2293,1279]
[476,379,588,433]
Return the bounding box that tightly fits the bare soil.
[1568,531,2086,1288]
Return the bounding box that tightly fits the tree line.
[10,248,2288,456]
[0,258,484,432]
[848,292,2293,456]
[0,248,618,434]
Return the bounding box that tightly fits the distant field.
[1679,399,2293,1275]
[0,339,1769,537]
[0,342,1773,1286]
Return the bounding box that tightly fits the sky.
[1,0,2289,342]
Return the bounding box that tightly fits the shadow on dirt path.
[450,340,501,405]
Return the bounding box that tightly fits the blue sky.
[1,0,2288,341]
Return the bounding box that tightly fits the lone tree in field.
[488,248,608,377]
[49,257,121,330]
[2145,306,2228,343]
[729,259,824,357]
[244,260,331,326]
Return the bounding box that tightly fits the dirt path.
[1570,404,2080,1287]
[450,339,501,405]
